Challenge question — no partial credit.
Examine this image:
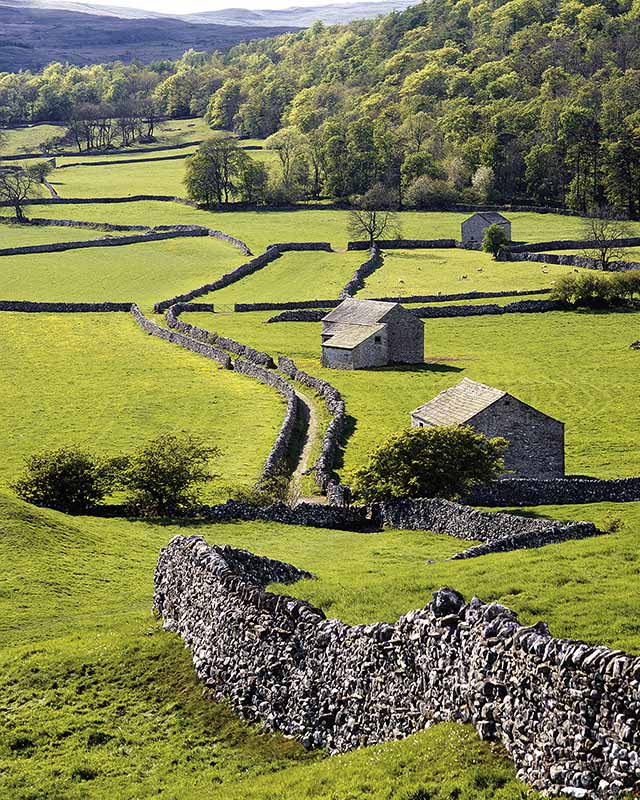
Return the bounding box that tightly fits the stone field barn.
[411,377,565,478]
[321,299,424,370]
[461,212,511,246]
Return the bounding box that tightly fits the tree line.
[2,0,640,213]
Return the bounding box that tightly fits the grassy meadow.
[359,248,584,297]
[186,307,640,479]
[0,123,64,155]
[0,222,104,247]
[200,249,364,304]
[0,235,243,306]
[1,489,547,800]
[2,123,640,799]
[3,486,640,797]
[0,313,284,498]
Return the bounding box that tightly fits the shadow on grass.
[365,361,464,374]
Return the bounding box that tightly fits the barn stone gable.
[321,299,424,370]
[411,378,565,479]
[461,212,512,245]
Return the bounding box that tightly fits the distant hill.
[0,1,298,71]
[183,1,416,27]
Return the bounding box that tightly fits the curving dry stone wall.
[339,246,383,298]
[130,304,232,369]
[277,356,345,491]
[379,497,602,558]
[155,537,640,799]
[230,359,298,481]
[165,305,274,368]
[153,242,332,313]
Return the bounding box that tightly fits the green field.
[200,250,364,304]
[0,123,64,155]
[0,235,243,305]
[2,488,549,800]
[50,157,189,198]
[0,313,283,498]
[359,248,584,297]
[186,307,640,479]
[4,485,640,797]
[13,202,640,251]
[2,143,640,800]
[0,118,209,159]
[0,222,105,247]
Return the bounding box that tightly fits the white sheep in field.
[477,267,483,272]
[541,267,549,274]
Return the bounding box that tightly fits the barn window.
[374,336,381,344]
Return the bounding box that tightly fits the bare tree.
[347,184,401,246]
[581,211,634,270]
[0,169,41,220]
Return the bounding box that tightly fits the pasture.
[3,486,640,797]
[0,221,104,247]
[358,248,584,297]
[0,123,63,155]
[186,308,640,479]
[201,249,365,304]
[0,235,243,305]
[2,121,640,800]
[0,313,283,498]
[0,489,539,800]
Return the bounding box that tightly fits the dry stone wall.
[504,251,640,272]
[155,536,640,799]
[130,304,232,368]
[201,499,368,530]
[347,238,457,251]
[409,299,563,318]
[267,299,563,323]
[510,237,640,253]
[231,359,298,481]
[466,476,640,506]
[277,356,346,491]
[165,305,274,367]
[153,242,332,314]
[0,300,133,312]
[132,305,297,483]
[339,246,383,298]
[379,497,601,558]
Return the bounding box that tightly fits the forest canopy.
[2,0,640,212]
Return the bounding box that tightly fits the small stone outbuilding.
[321,299,424,370]
[461,212,511,246]
[411,378,565,478]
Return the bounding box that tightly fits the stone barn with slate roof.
[321,299,424,370]
[411,378,565,478]
[461,212,511,246]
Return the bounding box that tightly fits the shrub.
[552,270,640,308]
[11,447,116,513]
[349,425,507,504]
[405,176,458,209]
[482,224,508,258]
[121,433,219,516]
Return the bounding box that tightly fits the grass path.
[290,387,320,500]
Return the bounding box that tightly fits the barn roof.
[322,322,385,350]
[322,299,399,326]
[411,378,508,426]
[464,211,510,225]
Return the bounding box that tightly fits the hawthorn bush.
[349,425,507,504]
